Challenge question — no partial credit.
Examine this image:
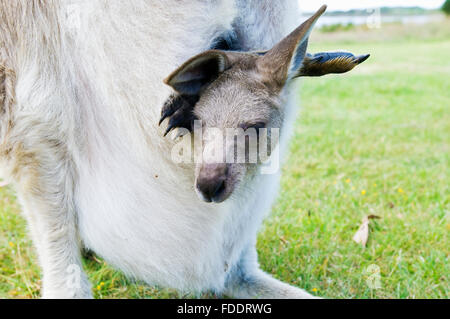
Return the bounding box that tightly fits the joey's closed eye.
[239,122,267,132]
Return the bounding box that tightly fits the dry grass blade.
[352,215,381,247]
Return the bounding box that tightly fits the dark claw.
[159,110,170,126]
[159,94,184,125]
[355,54,370,64]
[164,106,195,136]
[160,93,198,136]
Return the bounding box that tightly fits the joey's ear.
[296,51,370,77]
[164,50,242,95]
[256,5,327,88]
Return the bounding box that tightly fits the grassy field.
[0,21,449,299]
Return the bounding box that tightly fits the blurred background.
[0,1,448,298]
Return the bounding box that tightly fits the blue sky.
[299,0,445,12]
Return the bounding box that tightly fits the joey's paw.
[159,93,198,136]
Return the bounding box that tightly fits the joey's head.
[163,5,369,203]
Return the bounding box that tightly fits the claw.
[355,54,370,64]
[159,94,184,126]
[163,112,192,136]
[159,110,170,126]
[162,95,197,136]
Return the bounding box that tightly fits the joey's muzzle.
[196,164,228,203]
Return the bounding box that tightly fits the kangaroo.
[0,1,368,298]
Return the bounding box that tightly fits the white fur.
[0,0,316,298]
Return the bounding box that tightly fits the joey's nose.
[196,164,228,203]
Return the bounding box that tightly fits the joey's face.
[162,5,369,203]
[192,67,283,203]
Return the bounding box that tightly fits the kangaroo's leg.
[5,127,91,298]
[224,246,318,299]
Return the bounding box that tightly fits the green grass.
[0,25,449,299]
[259,38,450,299]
